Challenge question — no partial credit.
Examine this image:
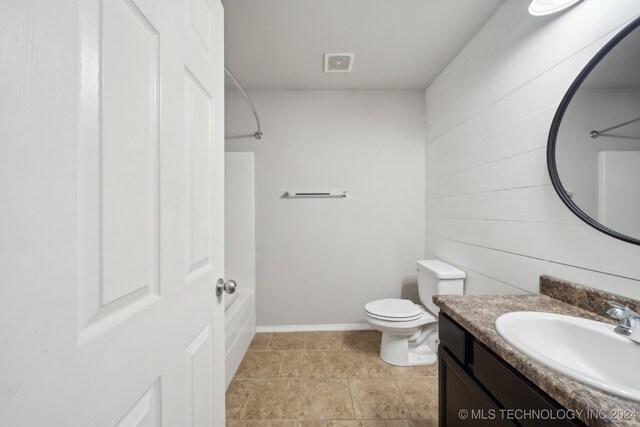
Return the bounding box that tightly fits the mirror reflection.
[554,22,640,242]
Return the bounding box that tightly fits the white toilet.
[364,260,465,366]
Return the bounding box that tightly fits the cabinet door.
[439,347,514,427]
[473,342,583,427]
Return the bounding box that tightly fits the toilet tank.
[417,260,465,315]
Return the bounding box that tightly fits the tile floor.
[226,331,438,427]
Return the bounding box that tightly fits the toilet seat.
[366,312,423,322]
[365,298,424,322]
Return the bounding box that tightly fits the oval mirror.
[548,17,640,245]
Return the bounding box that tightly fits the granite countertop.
[433,290,640,427]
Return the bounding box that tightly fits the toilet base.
[379,323,438,366]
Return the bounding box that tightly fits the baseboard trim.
[256,323,372,333]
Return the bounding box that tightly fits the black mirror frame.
[547,16,640,246]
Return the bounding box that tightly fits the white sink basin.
[495,311,640,402]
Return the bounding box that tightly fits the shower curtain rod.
[225,66,263,140]
[590,115,640,139]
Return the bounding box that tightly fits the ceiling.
[222,0,505,90]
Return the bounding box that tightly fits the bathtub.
[225,288,255,388]
[224,153,257,388]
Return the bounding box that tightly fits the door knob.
[216,278,237,297]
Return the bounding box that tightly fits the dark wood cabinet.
[438,313,586,427]
[439,346,514,426]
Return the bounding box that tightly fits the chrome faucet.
[606,301,640,344]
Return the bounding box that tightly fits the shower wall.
[226,90,425,328]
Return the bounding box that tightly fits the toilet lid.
[365,299,423,320]
[366,311,424,322]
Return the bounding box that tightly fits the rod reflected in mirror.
[590,116,640,139]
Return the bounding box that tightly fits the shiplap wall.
[425,0,640,300]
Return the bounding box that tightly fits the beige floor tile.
[268,332,308,350]
[297,421,329,427]
[407,363,438,377]
[412,420,438,427]
[226,379,254,419]
[324,350,369,378]
[279,351,304,378]
[363,352,412,377]
[384,420,437,427]
[229,330,439,426]
[363,353,438,378]
[342,331,381,352]
[242,379,301,420]
[235,351,284,379]
[349,378,410,419]
[279,351,324,378]
[395,377,438,421]
[327,421,386,426]
[228,421,298,427]
[248,333,273,351]
[305,331,346,350]
[298,379,355,420]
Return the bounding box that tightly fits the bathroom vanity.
[435,276,640,427]
[438,313,585,427]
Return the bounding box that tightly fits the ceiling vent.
[324,53,354,73]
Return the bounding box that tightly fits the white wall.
[424,0,640,300]
[226,90,425,327]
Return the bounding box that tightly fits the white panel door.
[0,0,225,426]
